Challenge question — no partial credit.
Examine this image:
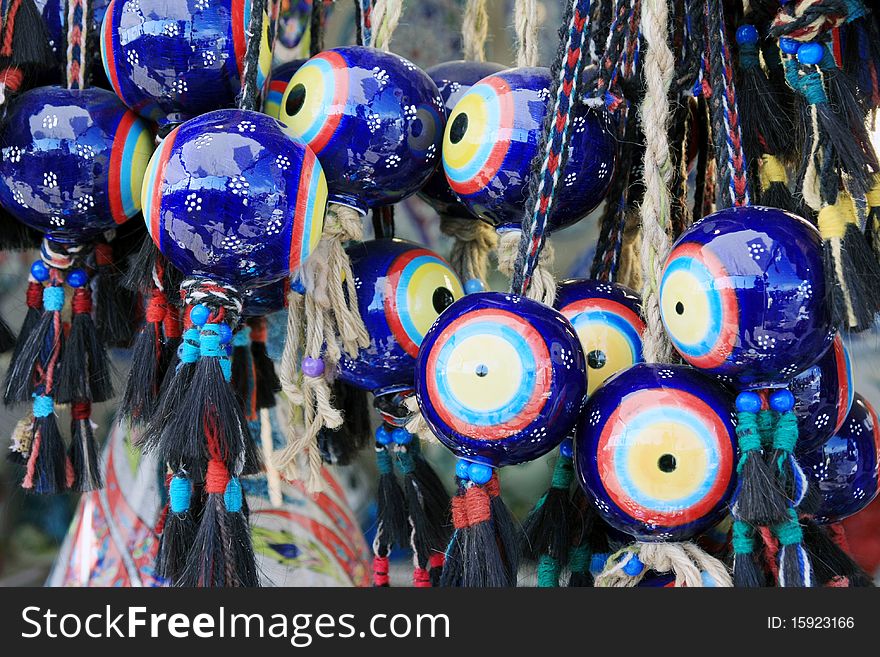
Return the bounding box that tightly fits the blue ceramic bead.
[142,109,327,288]
[375,424,392,446]
[419,60,506,216]
[0,86,154,243]
[279,46,445,213]
[779,37,800,55]
[736,24,759,45]
[442,67,616,231]
[468,462,493,485]
[799,393,880,524]
[263,60,306,120]
[30,260,50,282]
[659,206,833,390]
[455,459,471,480]
[415,291,587,467]
[575,363,738,541]
[101,0,271,127]
[241,278,290,317]
[554,278,645,396]
[66,269,89,288]
[736,391,762,414]
[464,278,485,294]
[337,239,464,393]
[791,334,854,453]
[797,42,824,66]
[190,303,210,326]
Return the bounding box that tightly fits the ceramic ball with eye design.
[279,46,445,213]
[442,67,616,231]
[790,334,854,453]
[241,278,290,317]
[337,239,464,394]
[799,393,880,524]
[414,292,587,467]
[575,363,738,541]
[263,60,306,121]
[659,206,834,390]
[101,0,271,127]
[0,86,154,243]
[419,60,506,216]
[555,278,645,396]
[142,109,326,287]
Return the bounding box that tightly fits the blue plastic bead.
[701,571,718,587]
[464,278,485,294]
[468,462,493,485]
[736,391,762,414]
[217,323,233,345]
[736,25,759,45]
[30,260,49,282]
[290,277,306,295]
[189,303,210,326]
[66,268,88,288]
[559,438,574,459]
[622,553,645,576]
[779,37,800,55]
[455,459,470,480]
[391,427,413,445]
[797,42,824,65]
[168,476,192,514]
[375,425,392,445]
[590,553,609,573]
[770,388,795,413]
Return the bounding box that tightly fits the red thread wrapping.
[451,494,468,529]
[94,243,113,267]
[429,553,445,570]
[145,290,168,323]
[464,485,491,525]
[373,555,390,586]
[485,473,500,498]
[0,66,23,92]
[205,459,230,494]
[26,281,43,309]
[164,303,182,339]
[413,567,430,588]
[1,0,22,56]
[71,401,91,420]
[72,286,92,314]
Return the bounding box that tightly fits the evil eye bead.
[555,279,645,396]
[791,334,854,453]
[0,86,154,243]
[337,239,463,393]
[263,60,306,120]
[419,60,506,216]
[442,67,616,231]
[241,278,290,317]
[659,206,833,389]
[799,393,880,524]
[142,109,326,287]
[101,0,271,126]
[575,363,738,541]
[279,46,444,212]
[415,291,587,467]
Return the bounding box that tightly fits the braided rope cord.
[370,0,402,51]
[462,0,489,62]
[515,0,540,67]
[66,0,90,89]
[511,0,591,296]
[238,0,265,112]
[355,0,372,47]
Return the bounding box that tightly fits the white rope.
[514,0,540,67]
[370,0,404,52]
[462,0,490,62]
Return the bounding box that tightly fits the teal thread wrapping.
[773,508,803,546]
[180,327,201,364]
[200,323,231,381]
[224,477,243,512]
[169,476,192,513]
[43,286,64,312]
[376,446,394,475]
[396,446,415,475]
[568,544,590,574]
[551,453,574,489]
[33,395,54,417]
[738,41,760,69]
[757,409,776,447]
[537,554,561,587]
[732,519,755,555]
[772,409,799,454]
[800,70,828,105]
[736,410,762,471]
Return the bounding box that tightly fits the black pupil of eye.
[411,117,424,138]
[286,83,306,116]
[449,113,468,144]
[475,364,488,377]
[675,301,685,315]
[587,350,607,369]
[432,287,454,313]
[658,454,677,473]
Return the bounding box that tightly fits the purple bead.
[302,356,325,377]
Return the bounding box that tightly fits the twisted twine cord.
[238,0,265,112]
[498,229,556,305]
[439,216,497,288]
[595,542,733,587]
[637,0,675,364]
[515,0,540,67]
[370,0,403,52]
[462,0,489,62]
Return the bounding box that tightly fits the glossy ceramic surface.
[575,363,738,541]
[555,278,645,396]
[338,239,463,393]
[441,66,616,231]
[264,60,305,120]
[38,0,110,61]
[242,278,290,317]
[419,60,505,216]
[659,206,833,389]
[0,86,154,243]
[800,393,880,524]
[415,291,587,467]
[279,46,444,212]
[142,109,326,287]
[791,334,854,453]
[101,0,271,126]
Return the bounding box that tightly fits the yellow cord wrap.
[759,154,787,191]
[867,177,880,209]
[818,194,858,240]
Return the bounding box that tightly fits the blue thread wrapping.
[224,477,243,512]
[169,476,192,513]
[376,447,394,475]
[200,323,232,381]
[33,395,54,417]
[42,286,64,312]
[180,327,201,364]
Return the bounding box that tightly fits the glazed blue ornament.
[419,60,505,216]
[278,46,445,213]
[659,206,834,389]
[241,278,289,317]
[441,67,616,231]
[575,363,738,541]
[264,60,305,120]
[800,393,880,524]
[415,291,587,467]
[0,86,154,243]
[554,278,645,396]
[338,238,464,393]
[101,0,271,126]
[790,334,854,453]
[141,109,326,287]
